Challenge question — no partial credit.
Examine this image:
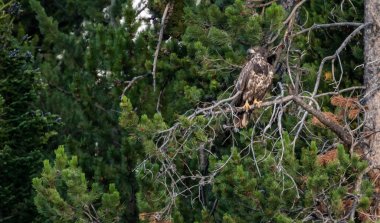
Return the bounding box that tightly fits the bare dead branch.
[292,22,363,36]
[246,0,277,8]
[283,0,307,25]
[189,91,242,119]
[292,96,353,146]
[236,95,294,112]
[152,2,173,92]
[315,86,366,98]
[156,89,163,113]
[313,22,370,96]
[121,75,146,98]
[292,23,370,146]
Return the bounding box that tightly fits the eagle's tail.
[234,112,250,128]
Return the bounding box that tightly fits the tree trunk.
[364,0,380,218]
[364,0,380,167]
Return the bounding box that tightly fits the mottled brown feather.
[232,52,274,128]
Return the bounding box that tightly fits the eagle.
[232,47,274,128]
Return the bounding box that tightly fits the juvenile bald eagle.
[232,47,274,128]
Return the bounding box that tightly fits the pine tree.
[0,1,59,221]
[33,146,122,223]
[27,0,150,221]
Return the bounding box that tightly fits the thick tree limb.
[292,96,353,146]
[214,94,354,146]
[235,95,294,112]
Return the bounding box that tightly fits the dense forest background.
[1,0,380,222]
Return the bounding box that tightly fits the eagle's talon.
[243,100,250,112]
[253,99,262,108]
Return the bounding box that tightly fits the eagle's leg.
[243,100,250,112]
[253,98,262,108]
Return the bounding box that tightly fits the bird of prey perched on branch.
[232,47,274,128]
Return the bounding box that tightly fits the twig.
[354,58,380,70]
[315,86,366,98]
[121,75,146,98]
[156,89,163,113]
[136,4,148,18]
[189,91,242,119]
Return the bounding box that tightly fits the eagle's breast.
[241,56,273,102]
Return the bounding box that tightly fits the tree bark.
[364,0,380,167]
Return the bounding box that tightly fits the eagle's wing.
[231,59,255,105]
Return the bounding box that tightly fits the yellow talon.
[243,100,250,112]
[253,99,262,108]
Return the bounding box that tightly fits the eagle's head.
[247,47,267,58]
[248,47,276,65]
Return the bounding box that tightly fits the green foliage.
[33,146,122,222]
[136,1,370,221]
[208,135,371,222]
[0,1,59,221]
[2,0,372,222]
[29,0,61,43]
[119,96,139,128]
[273,213,294,223]
[27,0,146,221]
